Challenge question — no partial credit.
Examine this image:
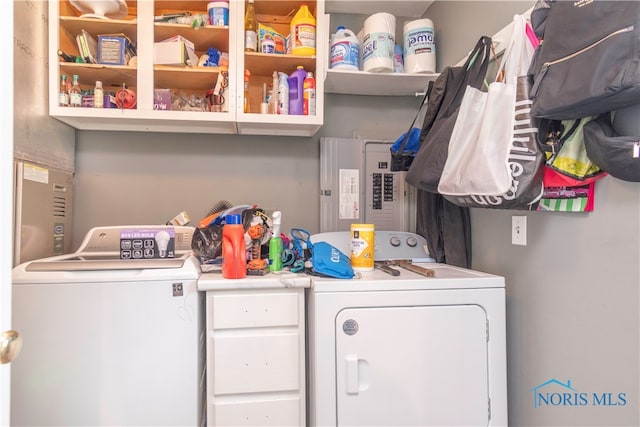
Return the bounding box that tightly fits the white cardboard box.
[153,41,197,66]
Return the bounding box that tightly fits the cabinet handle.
[345,354,359,394]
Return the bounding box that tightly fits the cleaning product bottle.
[287,66,306,115]
[303,71,316,116]
[330,26,360,70]
[222,214,247,279]
[268,211,283,272]
[278,72,289,115]
[290,3,316,56]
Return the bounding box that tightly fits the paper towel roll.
[403,18,436,73]
[362,12,395,73]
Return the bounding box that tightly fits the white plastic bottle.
[277,72,289,115]
[94,80,104,108]
[330,26,360,70]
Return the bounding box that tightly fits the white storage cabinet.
[198,275,309,426]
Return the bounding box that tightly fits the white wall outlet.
[512,216,527,246]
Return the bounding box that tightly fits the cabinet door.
[335,305,490,426]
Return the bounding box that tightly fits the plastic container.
[268,211,283,272]
[350,223,375,271]
[330,26,360,70]
[288,66,306,115]
[222,214,247,279]
[393,44,404,73]
[94,80,104,108]
[278,72,289,115]
[290,3,316,56]
[303,71,316,116]
[208,1,229,26]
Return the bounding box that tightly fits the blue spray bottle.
[269,211,283,272]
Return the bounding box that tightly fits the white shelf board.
[324,69,437,96]
[325,0,434,18]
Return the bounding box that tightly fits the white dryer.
[307,232,507,426]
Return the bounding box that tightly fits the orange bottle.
[222,214,247,279]
[244,69,251,113]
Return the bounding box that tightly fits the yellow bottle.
[244,0,257,52]
[290,3,316,56]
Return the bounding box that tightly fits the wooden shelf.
[60,16,137,40]
[154,23,229,52]
[154,65,221,90]
[59,62,137,90]
[245,52,316,77]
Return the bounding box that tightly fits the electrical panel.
[320,138,415,232]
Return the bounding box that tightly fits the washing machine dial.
[406,236,418,247]
[390,236,401,247]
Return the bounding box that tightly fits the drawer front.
[208,291,300,329]
[210,396,301,426]
[213,333,301,395]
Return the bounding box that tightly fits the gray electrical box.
[13,161,74,266]
[320,138,415,233]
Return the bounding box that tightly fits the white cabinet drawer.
[208,292,299,329]
[213,332,300,395]
[210,397,301,426]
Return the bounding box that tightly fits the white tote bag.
[438,15,530,196]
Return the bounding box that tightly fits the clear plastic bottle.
[303,71,316,115]
[69,74,82,108]
[94,80,104,108]
[59,74,69,107]
[244,0,257,52]
[222,214,247,279]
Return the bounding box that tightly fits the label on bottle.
[59,92,69,107]
[69,93,82,107]
[245,30,258,51]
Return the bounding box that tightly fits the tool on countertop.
[389,259,435,277]
[374,262,400,276]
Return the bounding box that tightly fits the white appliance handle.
[345,354,359,394]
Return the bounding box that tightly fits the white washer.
[307,232,507,426]
[11,225,205,427]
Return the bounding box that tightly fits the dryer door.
[336,305,489,426]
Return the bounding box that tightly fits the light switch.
[512,216,527,246]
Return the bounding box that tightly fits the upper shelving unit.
[322,1,438,96]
